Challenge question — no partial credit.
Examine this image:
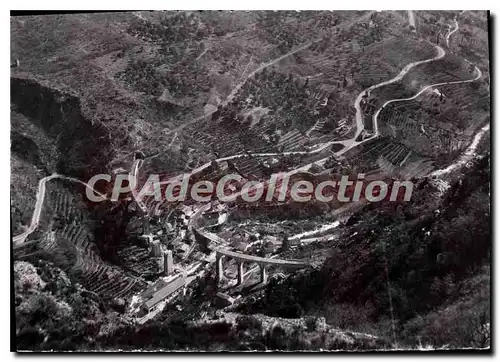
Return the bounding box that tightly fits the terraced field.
[115,243,158,277]
[14,181,148,301]
[345,137,436,179]
[378,104,464,155]
[232,157,267,179]
[185,118,277,157]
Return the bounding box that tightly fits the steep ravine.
[11,76,114,180]
[11,76,133,255]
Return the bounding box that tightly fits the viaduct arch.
[215,248,310,285]
[190,203,310,286]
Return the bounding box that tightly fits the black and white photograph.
[10,9,491,352]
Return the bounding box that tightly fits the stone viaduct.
[215,248,310,285]
[191,203,310,286]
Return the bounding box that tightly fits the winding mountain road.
[154,43,446,188]
[351,43,446,140]
[12,174,107,245]
[372,64,482,136]
[14,15,487,247]
[149,37,483,202]
[446,18,459,48]
[164,11,377,137]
